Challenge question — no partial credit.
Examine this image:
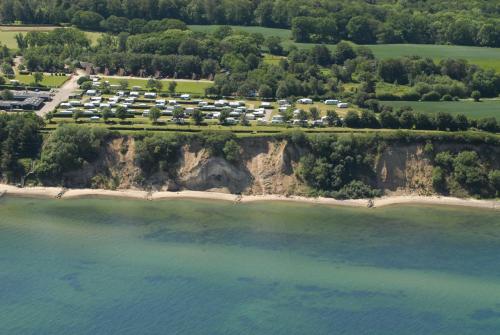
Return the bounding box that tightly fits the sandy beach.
[0,184,498,210]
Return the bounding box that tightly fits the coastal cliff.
[53,132,499,199]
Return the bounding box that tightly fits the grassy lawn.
[0,31,23,49]
[102,77,213,95]
[381,100,500,120]
[0,26,101,49]
[14,74,69,87]
[262,54,285,65]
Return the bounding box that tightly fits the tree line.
[1,0,500,47]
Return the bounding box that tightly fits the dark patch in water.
[237,277,256,283]
[294,284,405,299]
[144,274,196,285]
[60,272,83,291]
[470,309,500,320]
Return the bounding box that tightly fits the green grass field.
[102,77,213,95]
[382,100,500,120]
[0,26,101,49]
[14,74,69,87]
[188,25,500,72]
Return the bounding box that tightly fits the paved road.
[38,71,84,117]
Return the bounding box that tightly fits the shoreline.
[0,184,498,210]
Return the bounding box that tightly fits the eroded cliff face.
[63,136,499,196]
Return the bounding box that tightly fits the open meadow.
[381,100,500,120]
[14,74,69,87]
[102,77,214,95]
[188,25,500,72]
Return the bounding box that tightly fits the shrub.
[432,166,447,192]
[421,91,441,101]
[471,90,481,102]
[401,91,421,101]
[376,92,400,101]
[223,139,241,163]
[331,180,381,199]
[441,94,453,101]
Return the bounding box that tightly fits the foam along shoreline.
[0,184,498,210]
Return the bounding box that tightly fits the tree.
[346,16,379,44]
[1,63,14,78]
[147,79,163,92]
[259,84,273,98]
[265,36,283,55]
[101,107,112,123]
[359,110,380,128]
[33,72,44,85]
[219,110,230,125]
[45,111,54,124]
[471,90,481,102]
[191,109,204,125]
[309,107,320,120]
[0,90,14,100]
[168,81,177,95]
[399,111,416,129]
[476,117,498,132]
[72,110,81,123]
[325,110,339,126]
[223,139,241,163]
[172,107,184,121]
[149,107,161,124]
[119,80,129,90]
[71,11,104,30]
[378,59,408,85]
[435,112,455,131]
[379,111,399,129]
[344,111,360,128]
[115,106,128,122]
[489,170,500,196]
[333,41,356,64]
[239,113,249,126]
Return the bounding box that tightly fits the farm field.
[188,25,500,72]
[102,77,214,95]
[382,100,500,120]
[14,74,69,87]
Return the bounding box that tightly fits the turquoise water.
[1,197,500,335]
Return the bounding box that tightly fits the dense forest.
[1,0,500,46]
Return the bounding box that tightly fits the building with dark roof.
[0,97,44,111]
[11,90,52,101]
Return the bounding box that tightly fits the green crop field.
[381,100,500,120]
[14,74,69,87]
[102,77,214,95]
[187,25,500,72]
[367,44,500,72]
